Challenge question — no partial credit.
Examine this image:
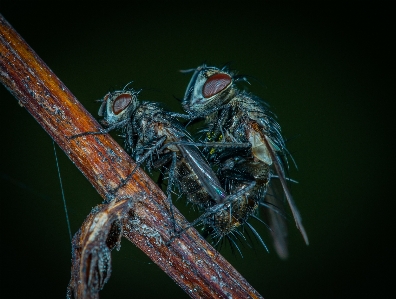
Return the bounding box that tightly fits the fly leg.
[152,153,173,194]
[170,112,191,119]
[68,119,130,140]
[167,180,256,245]
[109,135,167,196]
[162,141,251,149]
[156,171,165,189]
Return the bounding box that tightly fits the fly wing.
[178,144,228,203]
[263,136,309,245]
[265,181,289,259]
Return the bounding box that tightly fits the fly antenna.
[179,68,197,73]
[123,81,134,90]
[173,95,182,102]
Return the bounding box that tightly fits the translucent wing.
[263,136,309,245]
[179,144,228,203]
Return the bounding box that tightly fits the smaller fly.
[181,65,309,255]
[72,86,251,236]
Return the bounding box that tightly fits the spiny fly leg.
[68,119,129,140]
[162,141,251,150]
[168,180,256,244]
[108,136,168,197]
[132,136,167,174]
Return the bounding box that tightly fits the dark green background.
[0,2,393,298]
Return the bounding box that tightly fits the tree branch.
[0,14,263,299]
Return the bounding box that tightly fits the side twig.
[0,14,263,299]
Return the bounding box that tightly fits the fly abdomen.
[207,157,270,239]
[174,157,214,209]
[207,190,258,238]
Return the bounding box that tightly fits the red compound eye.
[112,93,132,115]
[202,73,231,98]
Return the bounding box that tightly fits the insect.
[72,86,253,237]
[180,64,309,255]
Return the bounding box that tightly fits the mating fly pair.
[180,64,309,257]
[73,86,252,238]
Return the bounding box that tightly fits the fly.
[180,64,309,256]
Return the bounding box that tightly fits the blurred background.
[0,1,393,298]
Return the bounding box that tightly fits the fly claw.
[180,64,309,257]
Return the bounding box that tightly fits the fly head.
[182,65,236,117]
[98,90,139,126]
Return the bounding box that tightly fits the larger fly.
[181,65,309,254]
